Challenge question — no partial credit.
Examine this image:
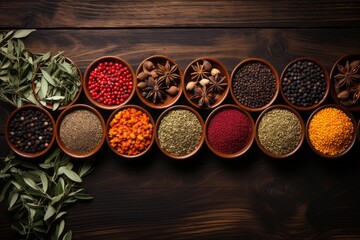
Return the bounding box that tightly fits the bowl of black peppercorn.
[230,58,280,112]
[280,57,330,111]
[5,105,55,158]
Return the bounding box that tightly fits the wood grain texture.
[0,0,360,28]
[1,1,360,239]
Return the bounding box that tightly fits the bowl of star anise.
[135,55,183,109]
[330,54,360,111]
[183,57,230,109]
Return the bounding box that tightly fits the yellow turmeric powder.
[108,107,153,155]
[308,107,354,156]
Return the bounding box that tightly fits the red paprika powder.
[207,108,252,154]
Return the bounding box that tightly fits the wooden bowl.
[280,57,330,111]
[5,105,55,158]
[255,104,305,158]
[55,104,106,158]
[306,104,357,159]
[329,54,360,111]
[205,104,255,158]
[155,105,205,159]
[106,104,155,158]
[135,55,183,109]
[230,58,280,112]
[83,56,136,110]
[32,57,82,111]
[183,57,230,109]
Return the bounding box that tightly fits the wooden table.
[1,1,360,239]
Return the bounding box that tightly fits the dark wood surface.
[1,1,360,239]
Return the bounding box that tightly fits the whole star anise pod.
[190,61,209,81]
[142,77,167,103]
[191,86,214,108]
[335,60,360,88]
[208,73,227,94]
[156,60,180,88]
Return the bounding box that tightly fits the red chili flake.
[207,109,252,154]
[88,61,133,106]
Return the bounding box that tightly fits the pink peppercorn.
[87,61,133,106]
[207,108,252,154]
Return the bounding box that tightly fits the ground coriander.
[158,109,202,156]
[59,109,103,153]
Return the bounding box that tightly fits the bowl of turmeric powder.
[106,104,155,158]
[306,104,357,158]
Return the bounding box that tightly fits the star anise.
[349,83,360,104]
[208,73,227,94]
[156,60,180,88]
[142,77,167,103]
[190,61,209,81]
[190,86,214,108]
[335,60,360,88]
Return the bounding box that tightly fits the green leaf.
[29,207,36,221]
[51,193,63,205]
[40,172,48,193]
[24,177,38,190]
[62,230,72,240]
[79,161,94,177]
[45,96,65,100]
[58,167,82,183]
[55,211,67,220]
[56,220,65,239]
[9,191,19,209]
[40,76,48,99]
[11,180,22,190]
[44,204,56,221]
[0,181,11,202]
[12,29,36,39]
[53,101,60,111]
[45,148,62,164]
[41,68,56,86]
[74,193,93,200]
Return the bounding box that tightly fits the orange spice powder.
[108,107,153,155]
[308,107,354,156]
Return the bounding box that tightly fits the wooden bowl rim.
[5,104,56,158]
[280,57,330,111]
[155,104,205,159]
[55,104,106,158]
[305,104,357,159]
[83,56,136,110]
[105,104,155,158]
[182,57,230,110]
[254,104,305,159]
[229,57,280,112]
[135,55,183,109]
[204,104,255,158]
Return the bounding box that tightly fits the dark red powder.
[207,108,252,154]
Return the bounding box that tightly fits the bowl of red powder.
[83,56,136,110]
[205,104,254,158]
[306,104,357,158]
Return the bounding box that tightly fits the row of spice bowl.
[6,102,358,160]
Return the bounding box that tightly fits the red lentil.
[88,61,133,106]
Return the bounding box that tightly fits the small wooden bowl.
[280,57,330,111]
[306,104,357,159]
[5,105,55,158]
[155,105,205,159]
[230,58,280,112]
[183,57,230,109]
[56,104,106,158]
[32,57,82,111]
[255,104,305,158]
[83,56,136,110]
[329,54,360,111]
[106,104,155,158]
[135,55,183,109]
[205,104,255,158]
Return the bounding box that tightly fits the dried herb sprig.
[0,29,51,107]
[0,148,94,240]
[33,52,81,110]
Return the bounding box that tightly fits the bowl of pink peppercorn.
[84,56,136,110]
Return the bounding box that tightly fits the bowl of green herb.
[32,52,82,111]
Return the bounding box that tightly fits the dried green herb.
[33,52,81,110]
[0,148,94,240]
[0,29,50,107]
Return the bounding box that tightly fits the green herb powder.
[258,108,302,156]
[158,109,202,156]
